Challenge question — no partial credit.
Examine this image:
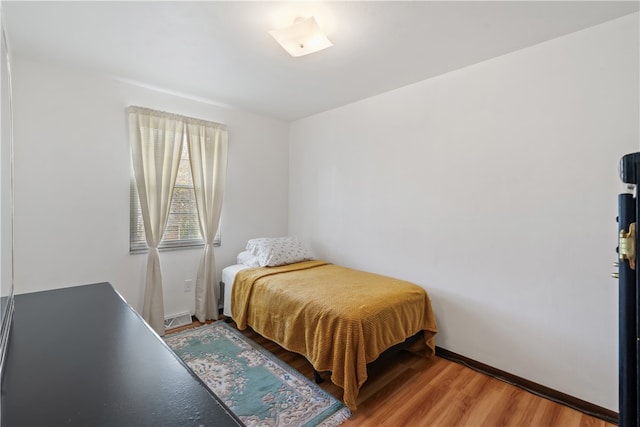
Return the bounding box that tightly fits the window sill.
[129,241,220,254]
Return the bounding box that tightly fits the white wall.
[289,13,639,410]
[11,56,289,317]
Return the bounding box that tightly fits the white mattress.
[222,264,251,317]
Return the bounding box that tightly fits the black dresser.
[0,282,243,426]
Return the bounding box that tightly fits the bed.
[222,238,438,410]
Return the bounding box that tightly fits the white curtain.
[186,119,228,322]
[128,106,184,335]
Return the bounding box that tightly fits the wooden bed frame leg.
[313,369,323,384]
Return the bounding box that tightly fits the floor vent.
[164,312,192,331]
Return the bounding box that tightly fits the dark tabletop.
[1,282,243,427]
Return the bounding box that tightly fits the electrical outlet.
[184,279,193,292]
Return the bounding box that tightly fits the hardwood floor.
[167,320,615,427]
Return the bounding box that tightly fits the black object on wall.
[617,152,640,427]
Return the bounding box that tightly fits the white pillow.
[246,237,313,267]
[246,237,290,254]
[236,251,260,268]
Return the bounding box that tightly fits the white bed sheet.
[222,264,251,317]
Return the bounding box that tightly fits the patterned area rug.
[165,322,351,427]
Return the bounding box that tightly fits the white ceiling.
[3,1,639,121]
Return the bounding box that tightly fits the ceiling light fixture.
[269,16,333,57]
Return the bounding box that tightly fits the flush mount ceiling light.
[269,16,333,57]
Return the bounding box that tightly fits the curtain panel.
[128,106,185,335]
[186,120,228,322]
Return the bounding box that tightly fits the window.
[130,141,221,252]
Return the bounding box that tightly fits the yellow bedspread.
[231,260,438,410]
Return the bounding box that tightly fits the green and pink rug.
[165,321,351,427]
